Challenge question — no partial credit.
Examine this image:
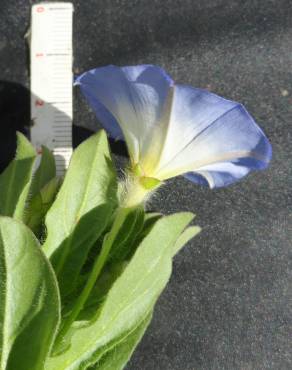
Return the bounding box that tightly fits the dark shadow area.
[0,81,31,172]
[73,125,128,157]
[0,81,72,176]
[0,80,127,177]
[108,139,128,158]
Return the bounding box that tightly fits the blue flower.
[75,65,272,188]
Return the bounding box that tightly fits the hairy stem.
[55,207,130,344]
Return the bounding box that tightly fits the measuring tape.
[30,2,73,176]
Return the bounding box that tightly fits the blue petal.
[75,65,173,162]
[76,65,272,188]
[184,159,263,188]
[75,80,123,140]
[157,85,272,187]
[184,172,209,186]
[157,86,238,170]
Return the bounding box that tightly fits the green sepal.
[132,163,143,177]
[139,176,162,190]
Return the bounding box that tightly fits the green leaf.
[90,311,152,370]
[0,217,60,370]
[127,212,162,259]
[0,132,36,221]
[61,310,152,370]
[171,225,201,257]
[75,261,127,321]
[30,146,56,198]
[137,212,162,239]
[43,131,117,295]
[54,207,134,343]
[53,204,114,297]
[109,206,145,262]
[26,177,61,237]
[45,212,194,370]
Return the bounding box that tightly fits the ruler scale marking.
[31,2,73,176]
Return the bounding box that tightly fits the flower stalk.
[55,206,131,345]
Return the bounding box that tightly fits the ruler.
[30,2,73,176]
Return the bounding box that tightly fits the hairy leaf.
[172,225,201,256]
[0,133,36,221]
[43,131,117,295]
[26,177,60,237]
[75,262,127,322]
[133,212,161,241]
[0,217,60,370]
[89,311,152,370]
[54,204,114,297]
[45,212,194,370]
[109,206,145,262]
[30,146,56,198]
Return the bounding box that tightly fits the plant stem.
[55,207,130,344]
